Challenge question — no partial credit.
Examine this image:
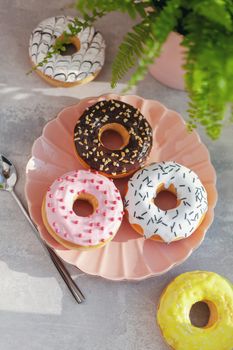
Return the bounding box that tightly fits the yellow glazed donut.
[157,271,233,350]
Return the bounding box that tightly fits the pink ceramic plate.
[25,94,217,281]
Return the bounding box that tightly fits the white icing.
[125,161,208,243]
[29,16,105,83]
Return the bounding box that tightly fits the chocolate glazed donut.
[74,99,153,178]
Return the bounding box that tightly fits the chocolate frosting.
[74,99,153,176]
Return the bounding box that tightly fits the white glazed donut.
[125,161,208,243]
[29,15,105,86]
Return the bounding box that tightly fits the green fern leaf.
[111,15,155,88]
[75,0,149,19]
[190,0,232,31]
[125,0,182,91]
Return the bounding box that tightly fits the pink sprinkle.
[117,196,121,200]
[96,185,99,190]
[110,179,114,182]
[58,198,63,202]
[83,179,87,184]
[49,194,53,198]
[61,206,65,210]
[64,233,68,238]
[103,190,107,195]
[88,229,92,234]
[59,186,64,191]
[99,180,103,185]
[88,239,92,244]
[65,176,69,180]
[109,231,113,235]
[74,173,78,178]
[91,179,94,183]
[113,201,117,205]
[96,223,100,227]
[100,226,104,231]
[121,211,125,215]
[115,189,119,193]
[69,210,73,214]
[89,223,93,227]
[96,209,100,214]
[78,234,82,238]
[64,216,68,219]
[52,208,56,213]
[55,228,59,233]
[73,220,78,224]
[82,189,86,193]
[47,203,52,208]
[111,207,114,210]
[118,217,122,221]
[70,189,74,193]
[103,212,106,217]
[94,171,98,174]
[48,187,51,191]
[104,200,108,204]
[52,222,56,227]
[110,217,114,222]
[57,178,62,182]
[100,239,105,242]
[71,179,75,182]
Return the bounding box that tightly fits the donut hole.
[60,43,77,56]
[154,184,180,211]
[189,300,218,328]
[73,193,98,217]
[99,123,130,150]
[56,36,80,57]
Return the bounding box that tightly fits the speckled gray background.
[0,1,232,349]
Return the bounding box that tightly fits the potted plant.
[34,0,233,139]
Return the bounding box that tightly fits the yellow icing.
[157,271,233,350]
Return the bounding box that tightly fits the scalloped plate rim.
[25,94,217,281]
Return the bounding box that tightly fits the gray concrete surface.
[0,1,232,349]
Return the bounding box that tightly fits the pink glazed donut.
[42,170,124,250]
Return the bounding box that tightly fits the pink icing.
[45,170,124,246]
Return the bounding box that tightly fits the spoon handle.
[10,189,85,303]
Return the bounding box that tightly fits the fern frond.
[111,14,155,88]
[124,0,183,90]
[188,0,232,31]
[183,12,233,139]
[75,0,151,19]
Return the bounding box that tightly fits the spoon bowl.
[0,154,17,191]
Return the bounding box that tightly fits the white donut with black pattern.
[29,15,105,86]
[125,161,208,243]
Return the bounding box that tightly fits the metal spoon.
[0,154,85,303]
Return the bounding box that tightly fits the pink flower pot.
[149,32,186,90]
